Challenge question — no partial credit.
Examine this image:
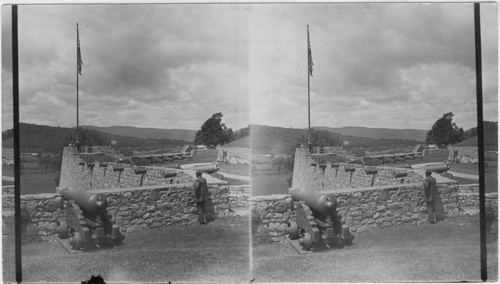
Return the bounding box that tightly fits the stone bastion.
[250,147,494,243]
[2,146,249,241]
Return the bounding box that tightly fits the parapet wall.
[250,181,460,241]
[2,193,62,240]
[2,183,232,240]
[59,147,197,191]
[457,184,498,215]
[329,182,458,232]
[250,194,294,242]
[448,146,479,163]
[2,148,14,164]
[218,147,250,164]
[292,147,424,192]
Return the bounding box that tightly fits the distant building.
[427,144,438,150]
[196,145,208,150]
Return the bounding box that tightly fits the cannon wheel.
[69,232,83,250]
[288,221,299,240]
[299,232,313,251]
[57,221,68,239]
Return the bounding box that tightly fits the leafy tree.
[425,112,465,148]
[194,113,234,147]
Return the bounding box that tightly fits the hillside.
[452,135,497,151]
[223,125,421,154]
[223,135,250,148]
[82,125,197,142]
[2,123,189,153]
[315,126,428,141]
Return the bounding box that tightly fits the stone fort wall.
[251,181,460,242]
[59,147,199,191]
[2,183,234,240]
[4,146,248,241]
[218,147,249,164]
[292,147,425,192]
[448,146,479,163]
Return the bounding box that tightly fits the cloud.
[1,3,497,132]
[248,3,497,130]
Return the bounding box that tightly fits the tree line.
[2,123,189,154]
[425,112,497,149]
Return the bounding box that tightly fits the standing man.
[422,170,439,223]
[194,170,209,224]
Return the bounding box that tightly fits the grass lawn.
[252,176,290,196]
[224,177,249,185]
[160,156,216,166]
[218,164,249,176]
[3,217,251,283]
[253,215,497,282]
[2,165,58,194]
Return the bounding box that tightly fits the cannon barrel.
[60,188,108,214]
[344,166,356,172]
[164,171,177,178]
[192,164,219,173]
[291,189,337,216]
[422,163,449,173]
[366,167,378,175]
[394,170,408,178]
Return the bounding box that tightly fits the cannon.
[288,189,354,251]
[365,167,378,186]
[331,163,340,177]
[192,164,219,174]
[394,170,408,183]
[344,166,356,183]
[100,163,108,176]
[403,153,414,160]
[134,167,147,186]
[113,166,124,183]
[422,163,449,173]
[382,155,395,163]
[57,188,124,251]
[394,154,405,161]
[164,171,177,178]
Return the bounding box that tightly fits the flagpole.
[12,5,23,282]
[307,25,311,144]
[76,23,79,146]
[474,3,487,280]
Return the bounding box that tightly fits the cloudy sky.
[2,3,498,132]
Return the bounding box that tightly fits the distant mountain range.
[2,123,190,153]
[82,126,198,142]
[2,123,428,154]
[82,125,428,142]
[315,126,428,141]
[224,125,422,154]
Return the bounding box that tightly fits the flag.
[77,24,83,75]
[308,26,313,77]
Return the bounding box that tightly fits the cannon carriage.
[57,188,124,251]
[288,189,354,251]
